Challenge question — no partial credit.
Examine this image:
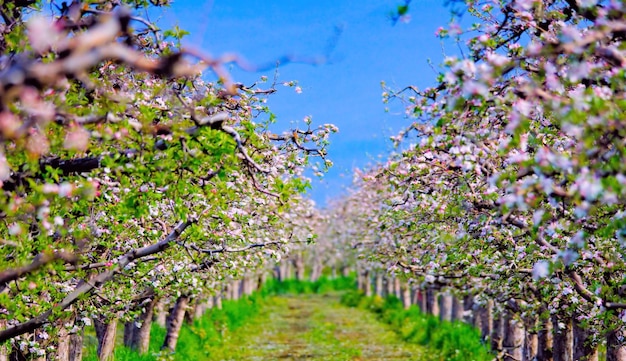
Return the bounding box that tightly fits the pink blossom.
[27,16,62,53]
[64,126,90,151]
[532,260,550,280]
[0,153,10,181]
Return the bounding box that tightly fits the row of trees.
[0,1,334,359]
[319,1,626,360]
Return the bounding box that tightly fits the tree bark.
[480,299,493,342]
[162,295,189,351]
[523,316,538,361]
[68,329,83,361]
[401,283,411,310]
[194,298,206,320]
[215,293,223,310]
[607,326,626,361]
[375,273,384,297]
[385,276,394,297]
[439,291,453,322]
[426,287,440,317]
[258,273,267,290]
[57,322,71,361]
[572,318,597,361]
[552,315,573,361]
[418,288,427,313]
[503,311,524,361]
[451,296,464,322]
[464,295,475,325]
[491,312,504,353]
[284,262,292,280]
[93,316,118,361]
[341,265,351,277]
[0,320,7,361]
[293,254,305,281]
[155,299,167,328]
[394,277,402,299]
[273,265,282,282]
[126,298,158,354]
[537,317,553,361]
[364,270,372,297]
[184,300,198,325]
[309,262,320,282]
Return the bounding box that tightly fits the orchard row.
[317,1,626,360]
[0,1,335,359]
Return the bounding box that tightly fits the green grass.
[259,275,356,295]
[83,277,492,361]
[340,290,494,361]
[83,276,354,360]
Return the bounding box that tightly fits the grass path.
[204,293,425,360]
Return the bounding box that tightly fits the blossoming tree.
[0,1,335,359]
[322,1,626,360]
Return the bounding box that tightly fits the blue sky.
[157,1,453,207]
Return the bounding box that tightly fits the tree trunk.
[375,273,384,297]
[464,295,475,325]
[124,297,158,354]
[439,291,453,322]
[244,276,253,296]
[573,318,597,361]
[155,299,167,328]
[503,312,524,361]
[418,288,427,313]
[184,300,198,325]
[68,329,84,361]
[206,296,214,310]
[452,296,464,322]
[552,315,573,361]
[93,316,118,361]
[0,320,8,361]
[607,326,626,361]
[394,277,402,299]
[480,300,493,342]
[162,295,189,351]
[523,316,538,361]
[258,273,267,290]
[426,287,440,317]
[341,265,350,277]
[284,262,292,280]
[273,265,282,282]
[223,283,232,301]
[133,298,159,355]
[57,321,71,361]
[313,265,320,281]
[410,287,419,305]
[294,254,305,281]
[194,299,206,320]
[401,283,411,309]
[364,271,373,297]
[537,317,553,361]
[215,293,223,310]
[309,262,321,282]
[491,312,504,353]
[385,276,394,297]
